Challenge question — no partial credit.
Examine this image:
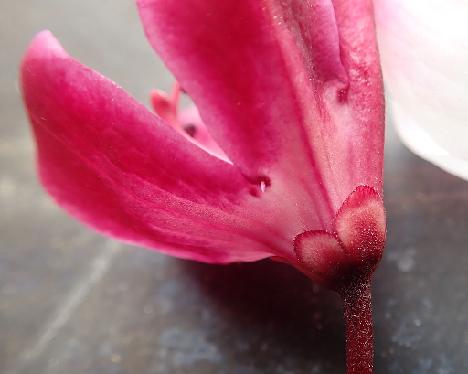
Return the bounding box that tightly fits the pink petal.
[335,186,386,267]
[21,31,281,263]
[137,0,385,231]
[375,0,468,180]
[330,0,385,191]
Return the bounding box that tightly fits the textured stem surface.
[341,277,374,374]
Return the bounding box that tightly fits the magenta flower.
[21,1,385,372]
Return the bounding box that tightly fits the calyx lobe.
[294,186,385,288]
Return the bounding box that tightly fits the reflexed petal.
[375,0,468,180]
[137,0,384,232]
[21,31,281,263]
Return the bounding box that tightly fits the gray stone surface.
[1,1,468,373]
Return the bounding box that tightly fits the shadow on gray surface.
[184,259,345,371]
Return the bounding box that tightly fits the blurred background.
[1,1,467,373]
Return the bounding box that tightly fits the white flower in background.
[375,0,468,179]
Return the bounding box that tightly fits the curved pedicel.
[295,186,385,373]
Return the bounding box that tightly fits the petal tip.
[21,31,68,91]
[23,30,67,62]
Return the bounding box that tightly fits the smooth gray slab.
[1,1,467,373]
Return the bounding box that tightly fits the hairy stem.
[341,277,374,374]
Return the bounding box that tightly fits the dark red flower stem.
[340,277,374,374]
